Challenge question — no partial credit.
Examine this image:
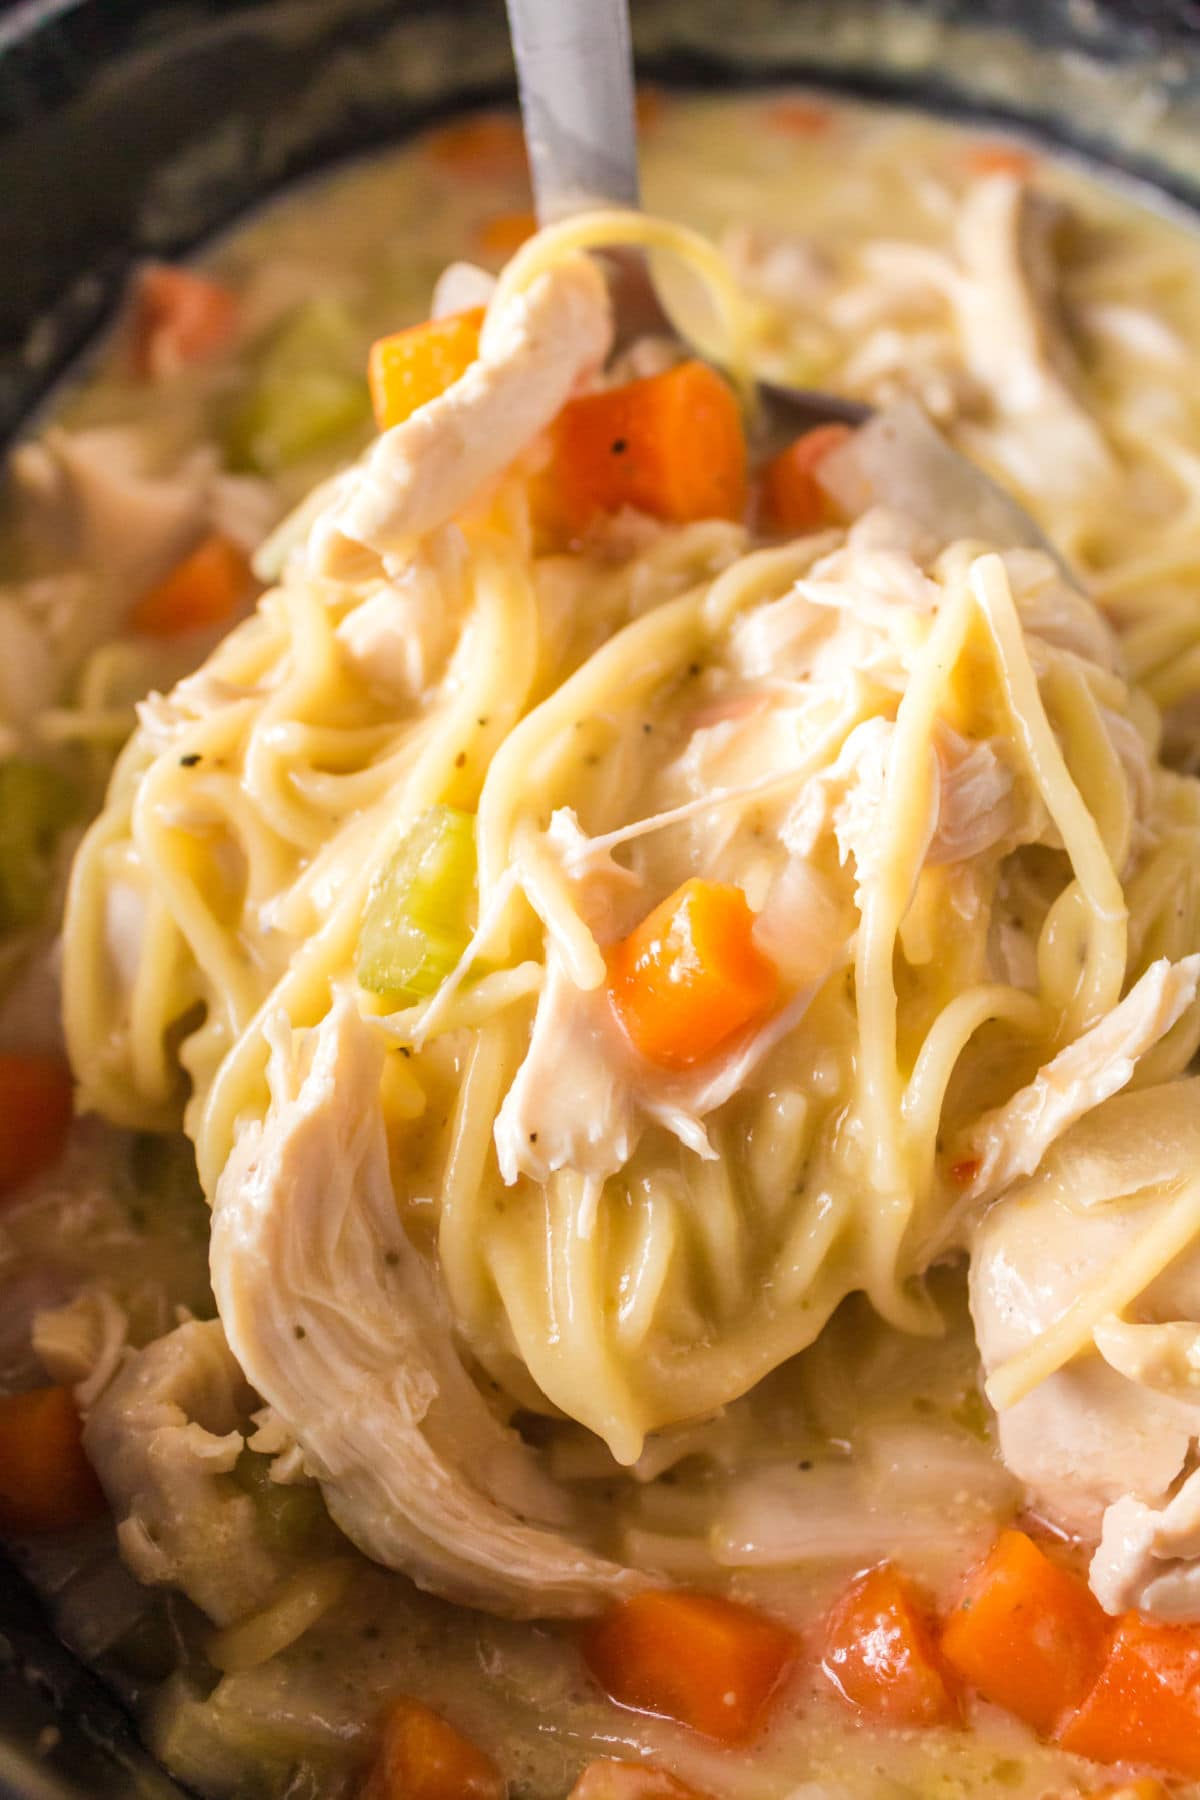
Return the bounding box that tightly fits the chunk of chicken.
[956,178,1085,407]
[335,532,468,702]
[430,260,497,319]
[963,955,1200,1202]
[970,1078,1200,1615]
[83,1319,284,1626]
[9,428,203,590]
[952,176,1113,498]
[210,993,642,1618]
[783,716,1019,889]
[313,255,611,575]
[5,426,275,675]
[970,1177,1200,1539]
[494,948,635,1188]
[929,729,1019,865]
[1092,1465,1200,1619]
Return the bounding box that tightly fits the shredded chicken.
[753,859,852,987]
[313,256,611,575]
[9,428,204,589]
[955,178,1086,411]
[929,729,1018,865]
[210,993,643,1617]
[971,1078,1200,1616]
[783,718,1017,884]
[952,176,1114,499]
[335,532,469,701]
[783,717,926,883]
[494,949,635,1187]
[1092,1467,1200,1619]
[970,1176,1200,1541]
[83,1319,285,1626]
[723,223,834,311]
[3,428,275,684]
[430,259,497,319]
[964,954,1200,1202]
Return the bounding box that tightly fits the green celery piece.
[234,1449,330,1554]
[227,372,370,475]
[0,758,77,933]
[357,806,477,1000]
[226,298,370,474]
[258,297,362,381]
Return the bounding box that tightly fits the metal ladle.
[503,0,1064,563]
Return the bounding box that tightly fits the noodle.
[58,205,1200,1470]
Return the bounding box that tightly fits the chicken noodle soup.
[8,88,1200,1798]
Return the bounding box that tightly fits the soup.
[5,88,1200,1800]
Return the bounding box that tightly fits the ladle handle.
[505,0,641,223]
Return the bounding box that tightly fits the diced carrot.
[1088,1783,1171,1800]
[425,113,528,178]
[758,422,852,534]
[607,879,778,1072]
[368,307,486,432]
[0,1053,73,1197]
[764,98,835,138]
[940,1530,1111,1737]
[963,142,1037,180]
[0,1386,106,1534]
[546,361,746,536]
[476,211,538,260]
[569,1759,712,1800]
[822,1563,959,1728]
[131,264,239,380]
[359,1696,504,1800]
[1058,1612,1200,1778]
[581,1589,797,1745]
[130,533,252,639]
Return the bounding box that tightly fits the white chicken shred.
[210,994,642,1617]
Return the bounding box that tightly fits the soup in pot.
[5,88,1200,1800]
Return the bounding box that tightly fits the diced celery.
[225,298,371,475]
[356,805,477,1000]
[234,1450,331,1555]
[0,757,77,932]
[227,373,370,475]
[258,297,362,381]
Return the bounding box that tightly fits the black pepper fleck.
[611,437,628,454]
[294,1324,306,1340]
[179,753,202,768]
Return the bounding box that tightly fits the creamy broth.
[5,89,1200,1800]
